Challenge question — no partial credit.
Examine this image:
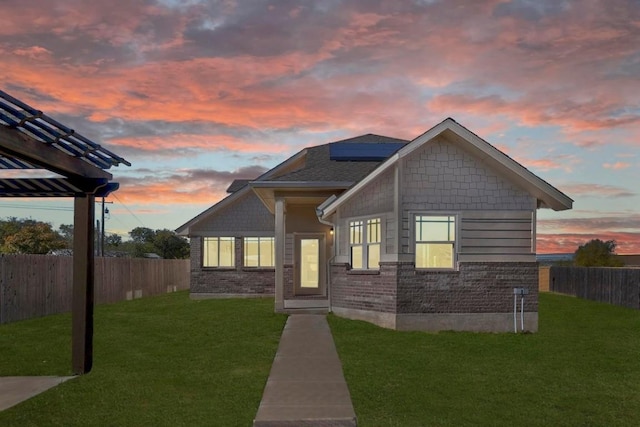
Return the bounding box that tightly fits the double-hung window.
[349,218,381,270]
[203,237,235,267]
[244,237,275,267]
[415,215,456,269]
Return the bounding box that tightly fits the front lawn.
[0,292,286,426]
[2,292,639,426]
[329,293,640,426]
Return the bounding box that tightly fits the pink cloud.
[557,184,635,199]
[108,134,289,154]
[603,161,631,170]
[537,232,640,255]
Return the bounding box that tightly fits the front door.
[294,234,325,295]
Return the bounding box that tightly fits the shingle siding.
[400,136,535,255]
[341,168,395,218]
[191,191,274,235]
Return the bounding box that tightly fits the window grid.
[203,237,235,268]
[349,218,381,270]
[415,215,456,269]
[243,237,275,268]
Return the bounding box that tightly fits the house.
[176,118,573,332]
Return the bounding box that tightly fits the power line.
[111,193,146,228]
[0,203,74,211]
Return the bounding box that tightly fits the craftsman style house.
[177,118,572,332]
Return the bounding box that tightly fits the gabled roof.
[226,179,250,193]
[319,118,573,218]
[176,133,406,234]
[267,134,408,183]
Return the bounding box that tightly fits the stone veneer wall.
[190,237,275,296]
[331,263,398,313]
[331,261,538,331]
[395,262,538,313]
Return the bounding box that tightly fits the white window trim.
[412,212,459,270]
[243,237,275,268]
[348,216,382,270]
[202,237,236,268]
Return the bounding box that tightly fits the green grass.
[0,292,286,426]
[328,293,640,426]
[2,293,639,426]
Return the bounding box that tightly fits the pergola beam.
[0,125,112,180]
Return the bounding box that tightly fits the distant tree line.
[0,217,189,259]
[573,239,623,267]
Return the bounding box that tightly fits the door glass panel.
[300,238,319,288]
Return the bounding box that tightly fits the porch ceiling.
[251,181,352,213]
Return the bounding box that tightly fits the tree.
[0,217,37,243]
[126,227,189,259]
[59,224,74,248]
[129,227,156,244]
[153,229,190,259]
[574,239,624,267]
[2,222,66,254]
[105,233,122,247]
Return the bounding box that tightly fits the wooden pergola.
[0,90,130,374]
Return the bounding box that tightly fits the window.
[415,215,455,269]
[244,237,275,267]
[349,218,381,269]
[203,237,235,267]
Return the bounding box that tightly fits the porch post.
[274,197,285,311]
[72,193,95,374]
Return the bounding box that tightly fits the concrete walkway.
[254,314,357,427]
[0,376,74,412]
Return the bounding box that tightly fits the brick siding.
[331,261,537,315]
[331,262,397,313]
[190,236,275,295]
[396,262,538,313]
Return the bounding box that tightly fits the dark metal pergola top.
[0,88,130,374]
[0,89,130,171]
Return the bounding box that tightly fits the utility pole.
[96,198,113,257]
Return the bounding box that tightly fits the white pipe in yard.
[513,293,517,333]
[521,296,525,332]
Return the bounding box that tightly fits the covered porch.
[251,181,346,312]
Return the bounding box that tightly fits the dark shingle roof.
[268,134,408,183]
[226,179,251,193]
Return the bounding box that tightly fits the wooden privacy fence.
[0,255,189,324]
[549,266,640,309]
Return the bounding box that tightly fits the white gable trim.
[320,118,573,219]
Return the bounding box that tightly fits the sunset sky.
[0,0,638,254]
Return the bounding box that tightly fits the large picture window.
[203,237,235,267]
[349,218,381,270]
[244,237,275,267]
[415,215,456,269]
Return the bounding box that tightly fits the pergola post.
[72,193,95,374]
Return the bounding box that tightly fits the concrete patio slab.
[254,314,357,427]
[0,376,74,412]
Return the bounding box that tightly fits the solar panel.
[329,142,405,161]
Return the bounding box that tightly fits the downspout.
[316,198,337,313]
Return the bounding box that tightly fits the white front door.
[294,234,325,295]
